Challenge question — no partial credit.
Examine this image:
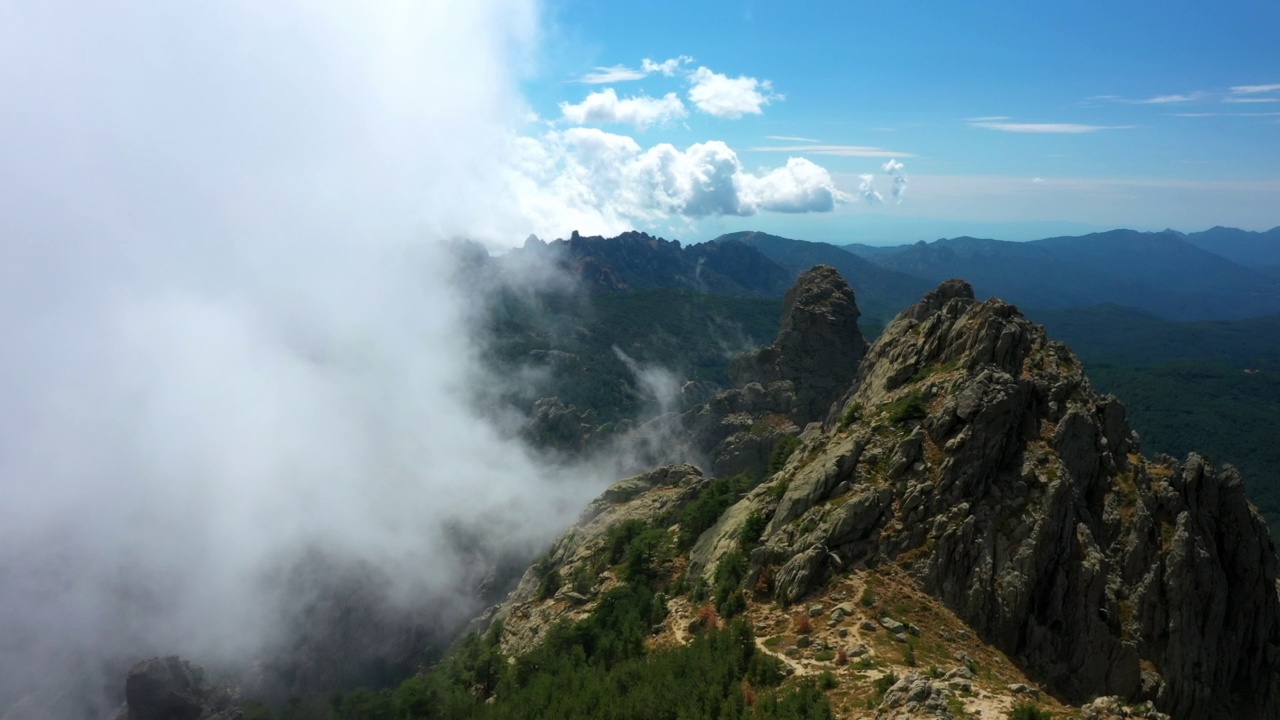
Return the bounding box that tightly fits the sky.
[513,0,1280,244]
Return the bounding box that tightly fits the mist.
[0,0,607,715]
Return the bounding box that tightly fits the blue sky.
[516,0,1280,244]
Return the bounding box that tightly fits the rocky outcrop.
[115,657,240,720]
[683,265,868,479]
[731,264,867,424]
[474,464,707,657]
[691,278,1280,718]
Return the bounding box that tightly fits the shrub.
[793,613,812,635]
[768,435,801,474]
[887,391,928,424]
[536,568,562,600]
[738,510,769,554]
[679,473,757,549]
[873,671,899,697]
[840,402,864,428]
[1010,703,1053,720]
[714,550,750,608]
[604,519,650,564]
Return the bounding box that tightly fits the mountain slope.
[1184,226,1280,269]
[716,231,933,329]
[479,272,1280,720]
[854,229,1280,320]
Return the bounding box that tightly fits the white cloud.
[687,66,778,119]
[641,55,693,76]
[970,121,1133,133]
[766,135,820,142]
[1223,97,1280,104]
[1173,111,1280,117]
[1134,92,1205,104]
[750,144,914,158]
[577,56,692,83]
[1231,83,1280,94]
[741,158,849,213]
[506,128,846,235]
[882,159,908,203]
[578,64,648,83]
[857,174,884,204]
[559,88,686,129]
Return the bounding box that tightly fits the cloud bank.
[508,128,847,236]
[0,0,608,714]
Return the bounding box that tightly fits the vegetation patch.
[884,390,929,424]
[768,435,802,474]
[679,473,757,550]
[840,402,864,429]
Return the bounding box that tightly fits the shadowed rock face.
[687,278,1280,719]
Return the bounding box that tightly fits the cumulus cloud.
[882,158,908,203]
[559,88,687,129]
[858,174,884,204]
[507,128,846,235]
[642,55,693,76]
[687,66,778,118]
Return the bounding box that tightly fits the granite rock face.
[684,265,868,479]
[692,278,1280,719]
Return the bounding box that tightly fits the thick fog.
[0,0,611,715]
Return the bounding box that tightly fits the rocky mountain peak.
[685,265,868,479]
[731,264,867,420]
[683,278,1280,717]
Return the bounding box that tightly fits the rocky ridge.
[479,269,1280,718]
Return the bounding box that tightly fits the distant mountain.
[1184,225,1280,269]
[713,231,933,328]
[503,230,793,297]
[855,229,1280,320]
[839,241,912,259]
